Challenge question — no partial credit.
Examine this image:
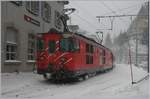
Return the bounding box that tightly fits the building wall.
[1,1,67,72]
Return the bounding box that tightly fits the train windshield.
[48,41,56,53]
[60,38,79,52]
[37,39,44,51]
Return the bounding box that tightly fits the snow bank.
[1,64,149,99]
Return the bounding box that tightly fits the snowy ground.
[1,64,149,99]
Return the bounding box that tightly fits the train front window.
[60,38,79,52]
[48,41,56,53]
[73,38,80,51]
[37,39,44,51]
[60,38,69,52]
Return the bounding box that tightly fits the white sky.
[65,0,147,39]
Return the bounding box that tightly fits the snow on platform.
[1,64,149,99]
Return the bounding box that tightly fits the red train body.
[36,31,113,80]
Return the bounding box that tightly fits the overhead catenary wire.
[97,1,148,33]
[102,3,143,16]
[66,2,100,30]
[67,1,147,43]
[68,1,143,31]
[110,1,143,22]
[73,2,106,27]
[96,14,148,18]
[100,1,129,26]
[96,2,144,28]
[72,2,107,42]
[99,2,148,18]
[73,1,143,40]
[78,1,141,29]
[73,13,98,29]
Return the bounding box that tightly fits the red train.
[36,29,114,80]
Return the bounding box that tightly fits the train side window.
[48,41,56,53]
[71,38,80,52]
[86,55,89,64]
[102,49,105,64]
[86,43,94,64]
[90,56,93,64]
[60,38,69,52]
[86,44,94,53]
[74,39,80,51]
[86,55,93,64]
[103,49,105,56]
[86,44,89,53]
[90,45,94,53]
[102,57,105,64]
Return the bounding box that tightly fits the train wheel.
[43,74,48,80]
[78,76,84,81]
[103,69,108,73]
[43,74,51,80]
[91,72,96,77]
[83,74,89,80]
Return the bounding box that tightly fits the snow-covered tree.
[113,32,128,64]
[104,33,113,49]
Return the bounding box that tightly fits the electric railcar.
[36,30,113,80]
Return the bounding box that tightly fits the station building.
[1,1,69,72]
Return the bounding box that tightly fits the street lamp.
[63,8,76,15]
[60,8,76,32]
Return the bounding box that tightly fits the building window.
[42,2,51,23]
[28,34,35,60]
[26,1,39,16]
[6,44,17,60]
[55,11,62,29]
[6,27,18,60]
[11,1,22,6]
[57,1,69,5]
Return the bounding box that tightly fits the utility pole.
[129,2,149,84]
[148,1,149,74]
[135,30,138,67]
[128,39,135,84]
[128,16,135,84]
